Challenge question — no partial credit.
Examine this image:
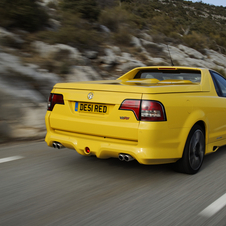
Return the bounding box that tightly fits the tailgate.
[49,88,142,141]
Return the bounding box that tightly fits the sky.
[190,0,226,7]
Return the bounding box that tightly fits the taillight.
[119,99,166,121]
[141,100,166,121]
[47,93,64,111]
[119,99,141,120]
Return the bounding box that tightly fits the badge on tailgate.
[75,102,108,114]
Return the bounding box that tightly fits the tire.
[175,125,205,174]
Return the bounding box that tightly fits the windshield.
[134,70,201,83]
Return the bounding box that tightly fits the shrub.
[37,27,102,49]
[99,6,138,46]
[212,68,226,78]
[36,14,103,49]
[211,35,226,53]
[98,7,138,46]
[95,0,118,9]
[38,58,71,75]
[59,62,71,75]
[47,1,58,9]
[60,0,100,21]
[0,0,49,32]
[113,27,132,45]
[183,32,209,52]
[0,36,22,49]
[150,15,175,35]
[99,7,132,32]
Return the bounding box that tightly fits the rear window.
[134,70,201,83]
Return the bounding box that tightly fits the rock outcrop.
[0,51,60,142]
[32,41,85,64]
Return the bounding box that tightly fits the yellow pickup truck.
[45,66,226,174]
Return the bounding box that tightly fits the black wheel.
[175,125,205,174]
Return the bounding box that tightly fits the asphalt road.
[1,141,226,226]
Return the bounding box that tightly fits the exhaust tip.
[53,142,64,149]
[56,143,64,149]
[119,154,125,161]
[124,154,134,162]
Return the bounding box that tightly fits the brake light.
[119,100,141,119]
[141,100,166,121]
[158,68,177,70]
[119,99,166,121]
[47,93,64,111]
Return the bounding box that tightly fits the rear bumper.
[45,112,190,165]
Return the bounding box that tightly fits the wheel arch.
[194,121,206,137]
[183,120,207,156]
[182,108,208,142]
[178,108,207,156]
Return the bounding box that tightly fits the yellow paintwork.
[45,66,226,164]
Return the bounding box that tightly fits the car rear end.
[45,67,204,164]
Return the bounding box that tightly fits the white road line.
[0,156,24,164]
[199,193,226,218]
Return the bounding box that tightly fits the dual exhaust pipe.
[119,153,134,162]
[52,142,64,149]
[52,143,133,162]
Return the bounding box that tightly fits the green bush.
[113,27,132,45]
[36,14,103,49]
[59,0,100,21]
[0,0,49,32]
[37,27,102,48]
[183,32,209,52]
[95,0,118,9]
[151,15,176,35]
[99,7,133,32]
[98,7,136,45]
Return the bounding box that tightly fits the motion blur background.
[1,0,226,143]
[1,1,226,226]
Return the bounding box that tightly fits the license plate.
[75,102,108,114]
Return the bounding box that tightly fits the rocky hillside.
[1,0,226,143]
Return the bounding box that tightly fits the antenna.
[167,45,174,66]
